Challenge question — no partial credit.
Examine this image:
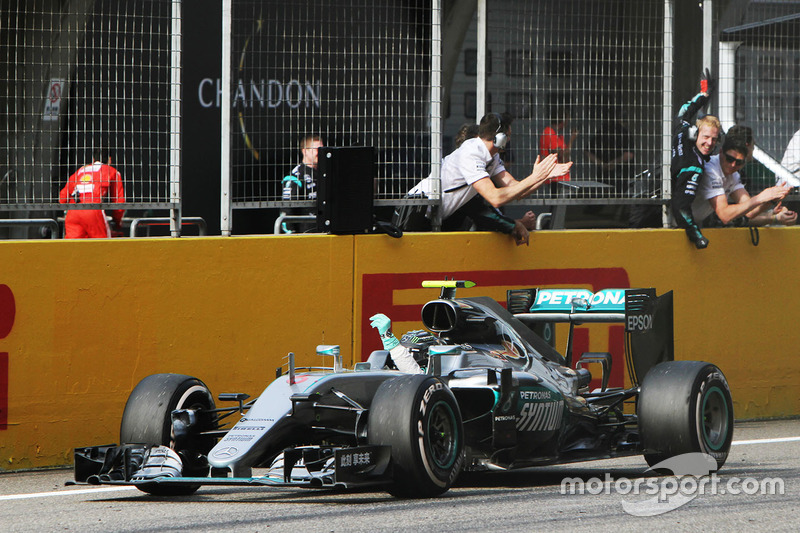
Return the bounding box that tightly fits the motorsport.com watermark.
[560,453,785,517]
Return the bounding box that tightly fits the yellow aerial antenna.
[421,279,476,299]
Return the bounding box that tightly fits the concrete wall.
[1,228,798,470]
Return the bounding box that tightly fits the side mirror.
[427,345,461,376]
[317,345,342,372]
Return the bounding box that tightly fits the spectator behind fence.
[539,106,578,188]
[780,127,800,178]
[692,135,794,228]
[285,134,323,200]
[453,123,480,149]
[585,113,634,193]
[670,69,720,249]
[280,134,323,233]
[436,112,570,246]
[59,153,125,239]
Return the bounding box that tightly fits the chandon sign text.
[198,78,321,109]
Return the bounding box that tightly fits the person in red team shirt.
[59,154,125,238]
[539,107,578,186]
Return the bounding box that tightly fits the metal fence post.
[430,0,443,230]
[220,0,232,236]
[476,0,487,120]
[662,0,674,228]
[170,0,183,237]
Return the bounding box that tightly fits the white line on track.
[731,436,800,446]
[0,485,138,501]
[1,436,797,501]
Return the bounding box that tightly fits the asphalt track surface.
[1,419,798,533]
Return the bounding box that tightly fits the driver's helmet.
[400,329,439,364]
[499,332,526,360]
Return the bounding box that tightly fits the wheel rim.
[701,386,729,451]
[427,400,459,469]
[176,385,211,411]
[170,384,214,450]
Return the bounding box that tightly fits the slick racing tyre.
[638,361,733,470]
[120,374,216,495]
[368,375,464,498]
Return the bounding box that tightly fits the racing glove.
[369,313,400,350]
[282,175,303,200]
[700,68,715,95]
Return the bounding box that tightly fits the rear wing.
[507,287,674,384]
[508,288,628,324]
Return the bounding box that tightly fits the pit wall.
[1,227,797,470]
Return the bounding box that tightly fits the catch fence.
[4,1,800,237]
[1,0,181,237]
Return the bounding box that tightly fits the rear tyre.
[120,373,216,495]
[368,375,464,498]
[638,361,733,470]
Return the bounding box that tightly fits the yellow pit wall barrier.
[1,227,798,470]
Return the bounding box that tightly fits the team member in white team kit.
[436,112,571,246]
[691,135,795,228]
[780,127,800,178]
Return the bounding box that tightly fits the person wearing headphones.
[671,69,720,249]
[437,112,571,245]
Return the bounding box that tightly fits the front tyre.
[638,361,733,470]
[120,373,216,495]
[368,375,464,498]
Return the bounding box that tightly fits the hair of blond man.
[696,115,721,132]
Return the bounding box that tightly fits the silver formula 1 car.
[74,281,733,498]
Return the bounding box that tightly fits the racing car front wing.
[73,443,393,491]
